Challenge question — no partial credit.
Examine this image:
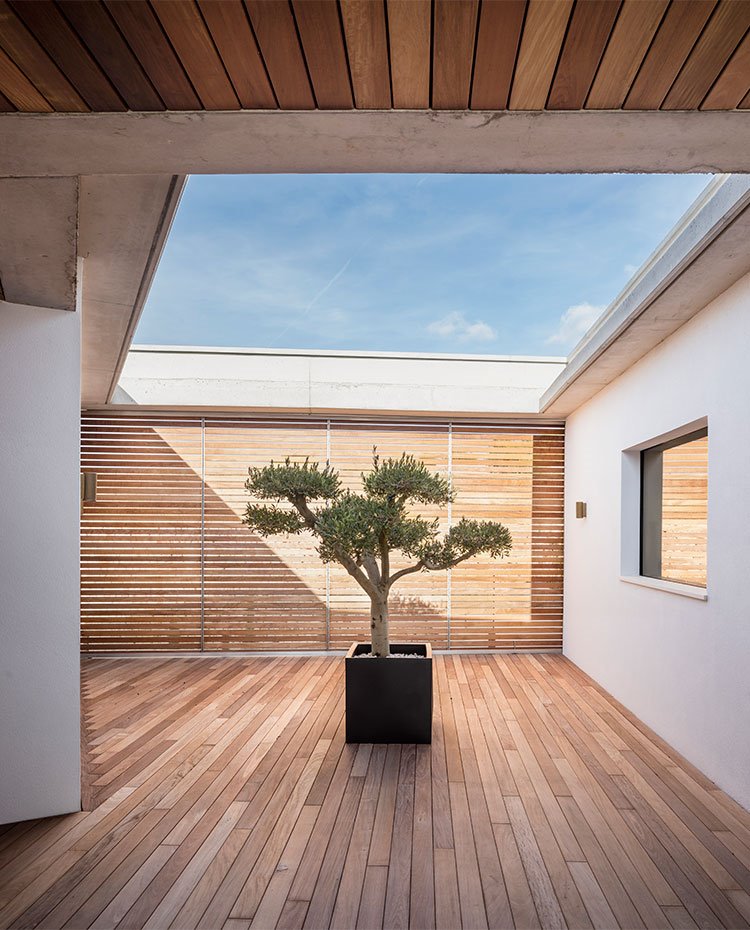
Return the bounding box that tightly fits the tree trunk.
[369,592,390,657]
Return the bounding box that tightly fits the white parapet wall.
[563,269,750,809]
[113,346,566,417]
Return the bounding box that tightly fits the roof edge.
[128,344,567,365]
[540,173,750,412]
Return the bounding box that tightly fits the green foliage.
[418,517,512,569]
[315,494,438,565]
[362,451,453,505]
[244,504,304,537]
[245,457,340,502]
[242,451,513,602]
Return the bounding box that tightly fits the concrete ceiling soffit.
[78,174,185,407]
[0,176,78,311]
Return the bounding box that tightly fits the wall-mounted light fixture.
[81,472,97,503]
[575,501,587,519]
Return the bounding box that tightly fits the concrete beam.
[2,111,750,177]
[0,177,78,311]
[78,174,185,406]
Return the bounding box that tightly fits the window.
[640,428,708,587]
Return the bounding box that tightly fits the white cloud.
[546,303,605,346]
[427,311,497,343]
[624,263,639,278]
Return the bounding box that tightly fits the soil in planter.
[352,652,425,658]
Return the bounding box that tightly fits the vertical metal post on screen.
[447,422,453,650]
[325,419,331,650]
[200,417,205,652]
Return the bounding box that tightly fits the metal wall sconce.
[575,501,587,519]
[81,472,97,503]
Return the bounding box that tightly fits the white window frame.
[620,416,708,601]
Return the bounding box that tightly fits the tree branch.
[379,528,389,586]
[291,494,318,530]
[387,560,425,588]
[362,554,381,587]
[288,492,379,598]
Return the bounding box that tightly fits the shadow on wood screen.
[80,415,564,653]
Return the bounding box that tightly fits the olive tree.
[243,452,512,657]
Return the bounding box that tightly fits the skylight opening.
[136,173,712,357]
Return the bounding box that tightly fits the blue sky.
[136,173,710,356]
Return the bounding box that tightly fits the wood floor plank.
[1,655,748,930]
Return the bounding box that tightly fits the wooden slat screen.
[81,415,564,652]
[80,417,203,651]
[203,421,328,650]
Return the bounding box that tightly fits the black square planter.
[345,642,433,743]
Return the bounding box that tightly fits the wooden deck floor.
[1,655,750,930]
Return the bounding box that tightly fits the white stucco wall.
[563,271,750,809]
[115,346,566,416]
[0,300,81,823]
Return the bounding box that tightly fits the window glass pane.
[640,429,707,587]
[660,435,708,586]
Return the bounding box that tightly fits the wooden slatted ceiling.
[80,415,564,653]
[1,0,749,113]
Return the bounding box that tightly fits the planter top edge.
[346,641,432,659]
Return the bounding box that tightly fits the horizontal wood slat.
[81,416,564,653]
[1,0,747,113]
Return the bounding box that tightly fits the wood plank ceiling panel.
[509,0,573,109]
[0,43,52,110]
[151,0,241,109]
[701,30,750,109]
[340,0,391,109]
[244,0,315,109]
[624,0,718,109]
[662,0,750,110]
[0,0,88,111]
[292,0,353,109]
[104,0,201,110]
[0,88,14,111]
[0,0,745,115]
[586,0,668,109]
[432,0,479,109]
[8,0,125,110]
[57,0,164,110]
[387,0,431,108]
[197,0,277,108]
[547,0,621,109]
[470,0,526,110]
